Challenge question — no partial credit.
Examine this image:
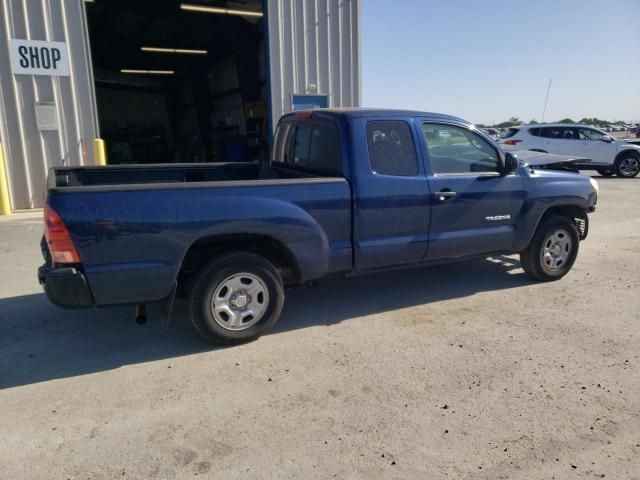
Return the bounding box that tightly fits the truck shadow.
[0,256,530,389]
[275,255,529,332]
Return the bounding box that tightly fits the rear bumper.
[38,264,94,309]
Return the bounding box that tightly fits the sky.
[361,0,640,125]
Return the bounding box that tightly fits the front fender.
[616,144,640,157]
[513,169,597,251]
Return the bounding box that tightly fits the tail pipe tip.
[135,304,147,325]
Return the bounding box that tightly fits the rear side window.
[500,128,520,139]
[528,128,541,137]
[540,127,579,139]
[540,127,561,138]
[272,122,342,175]
[366,121,418,176]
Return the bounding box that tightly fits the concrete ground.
[1,175,639,480]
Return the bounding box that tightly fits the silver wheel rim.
[540,228,573,274]
[619,157,639,176]
[210,273,269,331]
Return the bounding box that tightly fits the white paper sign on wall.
[35,102,59,131]
[9,39,70,76]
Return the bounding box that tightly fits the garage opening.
[86,1,266,164]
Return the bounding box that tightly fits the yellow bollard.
[0,143,11,215]
[93,138,107,166]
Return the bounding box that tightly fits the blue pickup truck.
[39,109,598,344]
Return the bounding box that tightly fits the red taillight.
[296,111,313,119]
[44,205,81,264]
[503,139,522,145]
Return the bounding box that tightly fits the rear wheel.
[520,216,580,281]
[615,154,640,178]
[188,251,285,345]
[596,168,615,177]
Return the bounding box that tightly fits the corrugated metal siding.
[0,0,97,209]
[0,0,359,210]
[267,0,360,129]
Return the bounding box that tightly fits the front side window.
[422,123,500,174]
[578,128,606,141]
[366,121,418,176]
[562,128,580,140]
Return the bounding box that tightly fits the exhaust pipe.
[135,304,147,325]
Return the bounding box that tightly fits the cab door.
[351,117,431,271]
[549,127,584,156]
[538,126,565,154]
[577,127,617,164]
[419,122,525,260]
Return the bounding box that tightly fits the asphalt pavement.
[0,174,638,479]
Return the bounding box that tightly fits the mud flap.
[162,281,178,330]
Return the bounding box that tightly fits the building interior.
[86,0,266,164]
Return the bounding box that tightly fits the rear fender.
[180,197,332,283]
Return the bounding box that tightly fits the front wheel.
[615,154,640,178]
[188,251,285,345]
[520,216,580,281]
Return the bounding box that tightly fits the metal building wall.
[0,0,97,210]
[266,0,361,129]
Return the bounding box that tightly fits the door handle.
[435,190,457,200]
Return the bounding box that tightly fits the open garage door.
[86,0,266,164]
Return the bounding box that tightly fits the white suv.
[499,124,640,177]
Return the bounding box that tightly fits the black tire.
[520,216,580,282]
[188,251,284,345]
[596,168,615,177]
[614,154,640,178]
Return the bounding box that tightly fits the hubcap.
[619,157,639,176]
[210,273,269,331]
[540,228,573,274]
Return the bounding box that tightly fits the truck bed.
[44,162,353,305]
[48,162,343,192]
[49,162,263,188]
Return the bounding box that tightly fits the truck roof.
[281,108,467,124]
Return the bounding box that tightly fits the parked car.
[499,124,640,177]
[39,109,598,344]
[482,128,501,141]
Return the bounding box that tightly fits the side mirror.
[601,135,613,143]
[502,152,519,174]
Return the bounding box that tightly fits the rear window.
[292,126,313,167]
[500,128,520,139]
[272,122,342,175]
